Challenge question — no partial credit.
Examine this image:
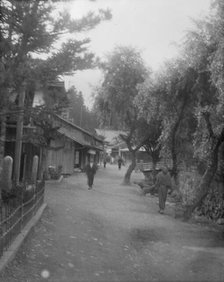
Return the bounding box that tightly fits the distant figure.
[111,157,114,164]
[118,157,123,170]
[155,166,172,214]
[103,158,107,168]
[84,157,98,190]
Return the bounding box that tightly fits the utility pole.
[0,59,6,169]
[14,82,26,184]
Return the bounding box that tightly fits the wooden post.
[0,156,13,195]
[38,148,43,180]
[31,155,39,184]
[22,154,27,182]
[14,83,26,184]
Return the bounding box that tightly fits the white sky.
[62,0,212,109]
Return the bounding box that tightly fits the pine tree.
[0,0,111,172]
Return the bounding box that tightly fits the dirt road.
[0,164,224,281]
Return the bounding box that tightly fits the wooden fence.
[0,180,45,259]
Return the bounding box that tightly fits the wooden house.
[1,80,104,181]
[46,115,104,175]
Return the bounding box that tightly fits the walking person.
[84,156,98,190]
[155,166,172,214]
[118,157,123,170]
[103,158,107,168]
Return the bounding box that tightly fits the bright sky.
[63,0,212,109]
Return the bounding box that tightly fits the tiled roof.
[58,127,88,146]
[56,117,104,151]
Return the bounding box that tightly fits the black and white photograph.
[0,0,224,281]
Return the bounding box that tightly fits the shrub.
[179,169,224,221]
[48,165,63,180]
[195,185,224,220]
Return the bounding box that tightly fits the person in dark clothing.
[118,157,123,170]
[155,166,172,214]
[103,159,107,168]
[85,157,98,190]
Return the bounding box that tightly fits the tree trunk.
[217,143,224,196]
[170,140,180,191]
[0,86,7,170]
[170,119,180,186]
[170,98,187,185]
[14,85,26,184]
[123,151,136,185]
[151,156,157,184]
[184,138,223,220]
[0,114,6,170]
[171,140,178,180]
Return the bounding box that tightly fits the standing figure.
[155,167,172,214]
[85,157,98,190]
[118,157,123,170]
[103,158,107,168]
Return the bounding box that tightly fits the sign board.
[88,149,96,155]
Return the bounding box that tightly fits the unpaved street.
[0,164,224,282]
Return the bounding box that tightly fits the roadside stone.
[41,269,50,278]
[68,262,74,268]
[216,218,224,225]
[174,204,185,219]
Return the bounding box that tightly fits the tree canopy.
[67,86,98,133]
[134,0,224,217]
[94,46,150,184]
[0,0,111,91]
